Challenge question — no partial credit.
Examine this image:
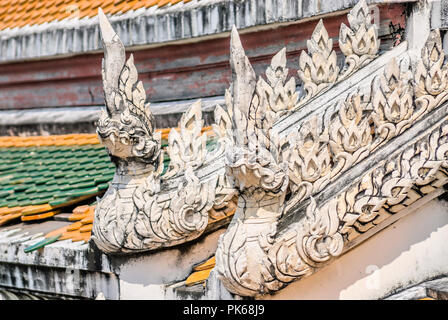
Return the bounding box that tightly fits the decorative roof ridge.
[212,1,448,296]
[0,96,224,126]
[89,0,447,297]
[91,9,235,253]
[0,0,409,63]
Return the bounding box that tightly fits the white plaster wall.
[116,229,225,300]
[265,198,448,300]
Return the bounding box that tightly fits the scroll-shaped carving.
[339,0,380,80]
[129,167,214,250]
[298,19,339,106]
[92,9,235,253]
[300,197,344,266]
[216,27,293,296]
[215,20,448,297]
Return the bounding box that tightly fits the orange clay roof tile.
[80,215,94,225]
[0,213,22,226]
[193,256,215,271]
[66,221,83,231]
[0,0,201,31]
[21,204,53,216]
[0,207,23,216]
[79,224,92,233]
[185,256,216,286]
[73,205,90,214]
[68,213,89,221]
[157,0,172,7]
[59,230,81,240]
[41,204,96,244]
[21,210,59,221]
[185,268,213,286]
[70,231,91,242]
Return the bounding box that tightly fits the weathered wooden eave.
[0,0,415,63]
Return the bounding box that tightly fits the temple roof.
[0,134,112,226]
[1,0,446,301]
[0,127,230,253]
[0,0,407,62]
[0,0,195,31]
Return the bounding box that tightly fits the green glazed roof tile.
[30,198,55,205]
[0,143,116,211]
[94,176,113,184]
[48,197,74,206]
[0,135,216,215]
[98,183,109,190]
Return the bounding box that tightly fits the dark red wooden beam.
[0,4,406,110]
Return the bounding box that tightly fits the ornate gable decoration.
[214,1,448,297]
[92,0,448,297]
[92,9,235,254]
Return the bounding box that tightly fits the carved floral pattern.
[294,0,381,108]
[92,10,235,253]
[329,92,372,176]
[93,2,448,298]
[370,58,414,145]
[163,101,208,179]
[298,19,339,106]
[215,14,448,296]
[339,0,380,80]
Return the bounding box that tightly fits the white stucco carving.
[215,10,448,297]
[92,9,235,254]
[92,1,448,298]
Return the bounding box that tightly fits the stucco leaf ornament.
[329,92,372,177]
[371,58,414,148]
[298,20,339,107]
[261,48,298,116]
[215,5,448,297]
[414,29,448,113]
[283,116,332,213]
[164,100,207,178]
[339,0,380,80]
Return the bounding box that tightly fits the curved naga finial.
[97,8,161,170]
[215,4,448,297]
[92,9,235,253]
